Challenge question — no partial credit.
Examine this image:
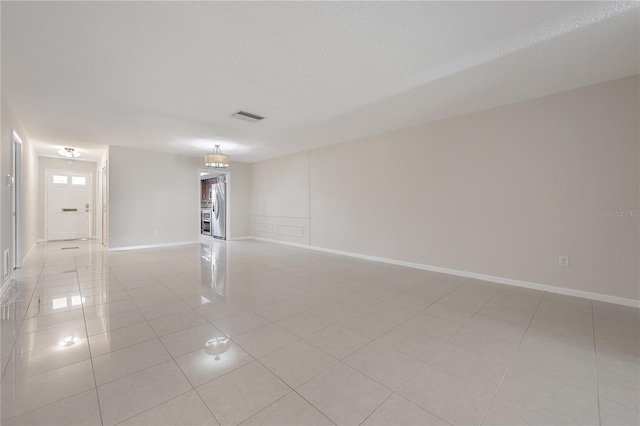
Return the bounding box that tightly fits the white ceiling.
[2,2,638,163]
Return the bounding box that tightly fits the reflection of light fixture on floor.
[204,337,230,360]
[204,145,229,168]
[58,336,80,347]
[58,147,81,158]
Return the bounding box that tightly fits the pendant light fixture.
[204,145,229,168]
[58,147,81,158]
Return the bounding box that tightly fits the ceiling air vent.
[232,110,265,122]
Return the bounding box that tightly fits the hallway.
[1,240,638,425]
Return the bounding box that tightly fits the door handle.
[62,208,78,212]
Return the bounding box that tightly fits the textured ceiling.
[2,1,639,162]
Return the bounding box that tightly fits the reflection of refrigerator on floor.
[212,178,226,240]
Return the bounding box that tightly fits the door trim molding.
[11,130,23,269]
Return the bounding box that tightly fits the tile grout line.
[365,284,514,425]
[112,388,204,426]
[198,303,338,423]
[3,388,97,423]
[0,263,43,381]
[75,251,106,426]
[146,303,225,426]
[8,240,622,426]
[154,252,294,424]
[228,272,476,422]
[290,390,338,426]
[102,251,225,426]
[1,258,46,420]
[184,286,348,426]
[356,390,396,426]
[3,246,109,424]
[416,282,504,367]
[236,294,438,426]
[325,277,466,373]
[478,290,545,425]
[249,353,338,426]
[358,391,453,426]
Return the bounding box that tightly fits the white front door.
[46,170,92,240]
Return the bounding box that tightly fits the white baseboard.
[251,237,639,308]
[230,236,252,241]
[108,240,201,252]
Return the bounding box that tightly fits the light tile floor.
[1,239,639,425]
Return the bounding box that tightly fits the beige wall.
[250,75,640,301]
[38,157,98,240]
[250,151,310,244]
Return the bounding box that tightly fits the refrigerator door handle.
[215,191,220,219]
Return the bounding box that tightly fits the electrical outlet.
[558,255,569,267]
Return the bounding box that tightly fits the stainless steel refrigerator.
[212,179,226,240]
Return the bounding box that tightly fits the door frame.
[101,162,108,247]
[44,169,94,241]
[11,130,23,269]
[198,169,231,240]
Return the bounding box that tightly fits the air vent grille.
[232,110,265,122]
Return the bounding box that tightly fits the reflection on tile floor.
[1,239,639,425]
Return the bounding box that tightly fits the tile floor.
[1,239,638,425]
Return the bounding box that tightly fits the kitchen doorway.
[199,170,230,240]
[45,170,93,240]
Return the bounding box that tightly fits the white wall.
[1,98,14,282]
[109,146,250,249]
[0,98,39,280]
[250,75,640,302]
[38,157,98,240]
[109,146,199,248]
[250,151,310,244]
[20,130,38,259]
[95,148,109,246]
